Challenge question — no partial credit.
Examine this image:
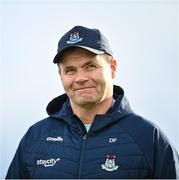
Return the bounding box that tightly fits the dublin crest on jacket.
[101,155,119,172]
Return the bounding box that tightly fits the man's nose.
[74,71,89,84]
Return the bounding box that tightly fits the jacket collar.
[46,85,133,131]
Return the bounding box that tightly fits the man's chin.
[74,98,98,106]
[76,100,96,106]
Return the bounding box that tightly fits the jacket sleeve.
[152,128,179,179]
[5,135,29,179]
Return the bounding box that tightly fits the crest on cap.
[67,32,83,44]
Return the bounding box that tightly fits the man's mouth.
[73,86,95,91]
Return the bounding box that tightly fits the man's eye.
[65,69,76,75]
[86,64,97,71]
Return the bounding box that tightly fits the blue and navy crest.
[101,155,119,172]
[66,32,83,44]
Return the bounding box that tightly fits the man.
[6,25,179,179]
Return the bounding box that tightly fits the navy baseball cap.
[53,25,113,63]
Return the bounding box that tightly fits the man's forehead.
[60,47,97,62]
[60,59,100,69]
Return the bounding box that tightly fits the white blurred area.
[1,0,178,178]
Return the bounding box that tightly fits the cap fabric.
[53,26,113,63]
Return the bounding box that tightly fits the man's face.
[58,48,117,107]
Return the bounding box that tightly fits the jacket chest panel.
[24,130,82,178]
[24,128,150,178]
[78,134,150,178]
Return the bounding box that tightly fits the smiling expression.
[58,48,116,107]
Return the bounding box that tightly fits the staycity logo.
[37,158,60,167]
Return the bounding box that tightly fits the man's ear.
[110,59,117,79]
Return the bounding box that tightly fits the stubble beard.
[68,87,104,108]
[72,93,102,106]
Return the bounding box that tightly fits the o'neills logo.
[46,136,63,142]
[37,158,60,167]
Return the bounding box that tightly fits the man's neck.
[70,97,113,124]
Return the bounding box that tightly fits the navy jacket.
[6,85,179,179]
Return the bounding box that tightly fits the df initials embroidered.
[37,158,60,167]
[109,138,118,143]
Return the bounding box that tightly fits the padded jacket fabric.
[6,85,179,179]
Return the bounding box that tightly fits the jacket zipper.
[78,134,87,179]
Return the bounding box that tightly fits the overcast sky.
[1,0,178,178]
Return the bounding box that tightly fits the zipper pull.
[83,134,87,140]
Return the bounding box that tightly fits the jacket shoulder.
[118,113,179,178]
[20,117,62,148]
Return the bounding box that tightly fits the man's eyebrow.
[63,66,76,71]
[63,60,97,70]
[81,60,96,68]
